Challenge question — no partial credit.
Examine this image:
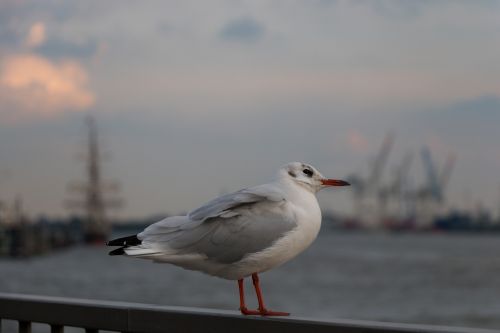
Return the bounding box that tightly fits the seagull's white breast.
[221,185,322,280]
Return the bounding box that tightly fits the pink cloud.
[25,22,46,48]
[0,53,95,122]
[426,134,453,157]
[346,129,370,152]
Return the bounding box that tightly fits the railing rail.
[1,293,499,333]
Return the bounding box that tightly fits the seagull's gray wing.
[138,184,297,263]
[187,184,285,221]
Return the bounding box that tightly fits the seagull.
[106,162,349,316]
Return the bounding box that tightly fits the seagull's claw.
[240,307,290,316]
[259,309,290,316]
[240,307,261,315]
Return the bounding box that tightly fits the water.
[1,231,500,330]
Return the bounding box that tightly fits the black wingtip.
[106,235,141,247]
[109,247,126,256]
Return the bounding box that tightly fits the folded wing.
[132,184,296,264]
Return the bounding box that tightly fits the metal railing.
[1,293,499,333]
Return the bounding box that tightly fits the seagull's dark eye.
[303,169,313,177]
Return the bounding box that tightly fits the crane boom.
[368,132,395,190]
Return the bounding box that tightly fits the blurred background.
[1,0,500,330]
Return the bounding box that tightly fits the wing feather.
[134,184,295,264]
[188,184,285,221]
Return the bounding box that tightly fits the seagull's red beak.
[321,179,350,186]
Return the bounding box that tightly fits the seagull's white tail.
[123,246,163,257]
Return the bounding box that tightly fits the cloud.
[36,38,99,60]
[219,17,264,43]
[411,95,500,139]
[25,22,46,48]
[346,129,370,152]
[358,0,430,20]
[0,53,95,121]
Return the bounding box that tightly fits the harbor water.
[1,230,500,330]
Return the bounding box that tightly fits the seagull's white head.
[279,162,350,193]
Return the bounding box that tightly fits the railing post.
[18,321,31,333]
[51,324,64,333]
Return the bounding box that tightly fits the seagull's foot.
[258,308,290,316]
[240,307,289,316]
[240,307,261,315]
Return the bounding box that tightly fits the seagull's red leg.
[251,273,289,316]
[238,278,260,315]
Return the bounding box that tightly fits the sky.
[0,0,499,219]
